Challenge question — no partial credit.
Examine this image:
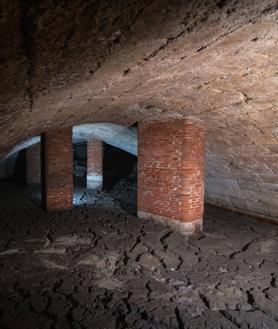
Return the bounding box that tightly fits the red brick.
[138,120,205,225]
[41,128,73,211]
[26,143,41,184]
[87,139,103,190]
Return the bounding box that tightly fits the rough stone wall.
[204,107,278,219]
[138,120,204,231]
[205,153,278,220]
[41,128,73,211]
[87,139,103,190]
[26,143,41,184]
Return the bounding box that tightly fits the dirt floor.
[0,181,277,329]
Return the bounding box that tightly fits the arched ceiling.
[3,124,137,159]
[73,124,137,155]
[0,0,277,219]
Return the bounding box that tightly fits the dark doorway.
[73,142,87,188]
[13,150,26,185]
[103,143,137,215]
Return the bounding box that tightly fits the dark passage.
[103,143,137,215]
[103,143,136,190]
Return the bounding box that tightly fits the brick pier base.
[41,128,73,211]
[26,143,41,184]
[137,120,205,235]
[87,139,103,191]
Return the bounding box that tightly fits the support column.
[87,139,103,191]
[26,143,41,184]
[41,128,73,211]
[137,120,204,235]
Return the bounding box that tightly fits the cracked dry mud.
[0,182,278,329]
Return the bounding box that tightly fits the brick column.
[41,128,73,211]
[87,139,103,191]
[26,143,41,184]
[137,120,204,235]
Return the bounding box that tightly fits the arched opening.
[1,123,139,215]
[72,134,137,215]
[103,142,137,215]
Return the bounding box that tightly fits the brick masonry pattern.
[41,128,73,211]
[26,143,41,184]
[87,139,103,177]
[138,120,205,223]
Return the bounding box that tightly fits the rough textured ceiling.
[0,0,277,219]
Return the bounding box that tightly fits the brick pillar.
[26,143,41,184]
[137,120,205,235]
[87,139,103,190]
[41,128,73,211]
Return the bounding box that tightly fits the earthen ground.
[0,181,277,329]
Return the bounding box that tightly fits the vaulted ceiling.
[0,0,277,219]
